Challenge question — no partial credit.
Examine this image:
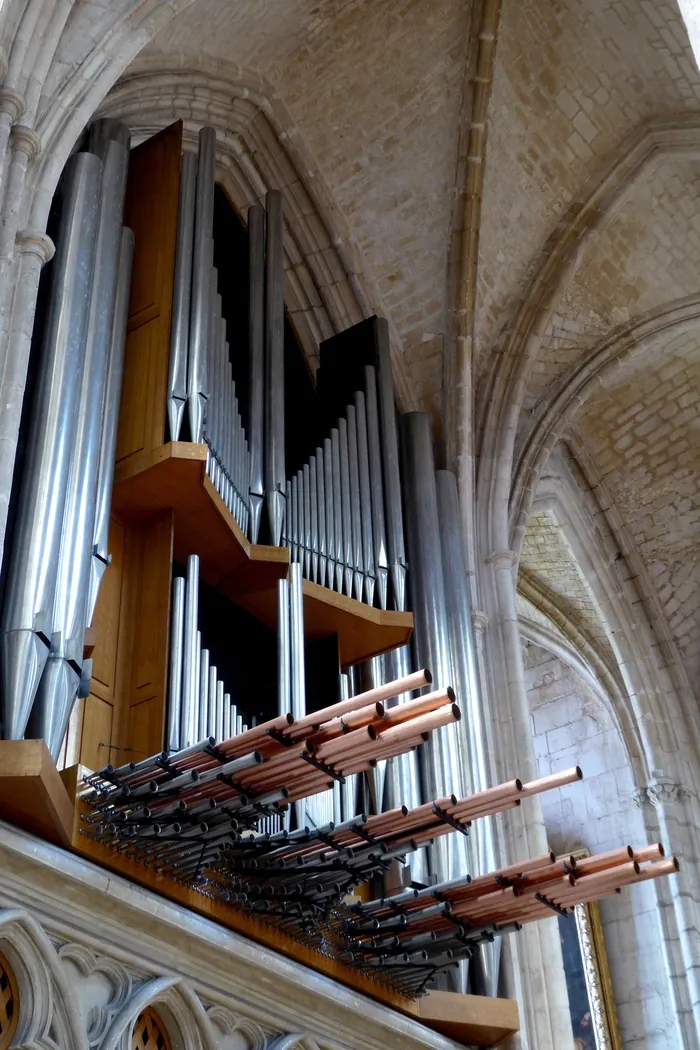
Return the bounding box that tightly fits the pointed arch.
[100,976,218,1050]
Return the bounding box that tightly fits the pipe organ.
[0,119,678,1007]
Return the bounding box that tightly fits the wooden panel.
[126,512,174,759]
[0,740,73,846]
[116,121,182,463]
[418,990,520,1047]
[80,519,125,770]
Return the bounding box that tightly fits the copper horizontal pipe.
[341,702,385,731]
[369,705,460,747]
[628,856,679,883]
[288,668,432,737]
[632,843,665,863]
[286,778,335,803]
[573,846,633,875]
[375,688,455,730]
[497,853,557,879]
[218,712,294,752]
[519,766,583,798]
[518,873,578,899]
[450,779,523,815]
[552,862,641,904]
[312,725,373,760]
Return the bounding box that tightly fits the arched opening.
[0,951,19,1050]
[131,1006,172,1050]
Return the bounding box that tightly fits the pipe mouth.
[446,686,456,702]
[280,786,290,798]
[253,750,263,763]
[657,842,666,857]
[451,703,461,720]
[672,856,680,871]
[548,850,556,864]
[514,778,523,792]
[368,725,378,740]
[625,845,634,858]
[633,860,641,874]
[575,765,583,780]
[424,668,433,684]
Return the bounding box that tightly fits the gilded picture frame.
[557,848,622,1050]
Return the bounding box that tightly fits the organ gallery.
[0,115,679,1047]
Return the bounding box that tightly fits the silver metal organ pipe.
[248,202,265,542]
[0,151,102,742]
[187,127,216,444]
[180,555,200,748]
[167,151,197,442]
[167,577,186,752]
[323,437,335,590]
[339,670,358,820]
[354,391,376,608]
[208,664,218,739]
[224,692,232,740]
[87,119,130,151]
[87,227,134,626]
[400,412,465,883]
[363,365,389,610]
[309,452,319,584]
[376,319,407,612]
[436,469,499,994]
[315,449,327,588]
[277,577,291,718]
[31,136,130,756]
[346,404,364,603]
[290,473,299,564]
[288,563,306,722]
[264,189,285,546]
[330,428,343,593]
[302,463,311,579]
[216,679,225,743]
[338,417,353,597]
[198,647,210,741]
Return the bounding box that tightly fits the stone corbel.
[633,776,691,809]
[471,609,488,635]
[10,123,40,160]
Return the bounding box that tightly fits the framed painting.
[557,849,622,1050]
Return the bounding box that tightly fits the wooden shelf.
[112,442,288,594]
[235,578,413,669]
[419,990,520,1047]
[113,442,413,667]
[0,740,74,847]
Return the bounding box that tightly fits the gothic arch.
[509,295,700,551]
[476,116,700,556]
[0,908,88,1050]
[100,976,218,1050]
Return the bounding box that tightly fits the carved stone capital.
[10,124,40,159]
[634,776,690,809]
[486,549,516,569]
[16,230,55,266]
[471,610,488,635]
[0,87,25,124]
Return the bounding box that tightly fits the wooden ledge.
[418,990,520,1046]
[0,740,74,847]
[112,442,288,595]
[113,441,413,667]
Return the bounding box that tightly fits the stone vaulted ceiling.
[142,0,470,416]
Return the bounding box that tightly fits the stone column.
[0,228,54,554]
[0,124,41,346]
[0,87,25,197]
[481,548,575,1050]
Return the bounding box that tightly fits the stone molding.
[10,122,41,159]
[16,228,55,265]
[471,609,488,635]
[0,86,25,124]
[0,819,461,1050]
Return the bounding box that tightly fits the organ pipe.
[0,151,102,742]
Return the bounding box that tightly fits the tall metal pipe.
[363,366,388,609]
[330,428,343,593]
[277,577,291,717]
[400,412,465,883]
[180,555,200,748]
[198,647,210,742]
[289,563,306,722]
[168,151,197,442]
[265,189,285,545]
[30,137,130,756]
[346,404,364,602]
[87,227,134,626]
[309,452,319,584]
[248,202,265,541]
[167,577,185,752]
[436,469,500,995]
[323,437,335,590]
[208,664,218,739]
[338,417,353,597]
[354,391,375,608]
[0,151,102,742]
[376,319,407,611]
[315,448,326,587]
[187,127,216,444]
